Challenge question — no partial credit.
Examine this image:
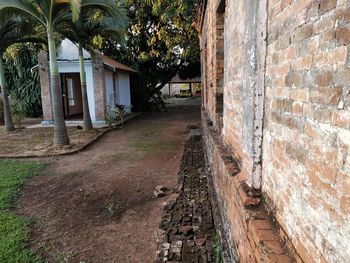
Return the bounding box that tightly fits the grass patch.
[132,137,178,154]
[131,124,179,154]
[0,160,45,262]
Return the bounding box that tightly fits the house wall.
[105,69,132,112]
[57,61,96,121]
[200,0,224,128]
[200,0,350,262]
[117,71,132,112]
[105,69,115,106]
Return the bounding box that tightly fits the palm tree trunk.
[48,31,70,145]
[78,45,93,131]
[0,57,14,131]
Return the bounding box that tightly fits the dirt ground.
[0,118,108,157]
[17,98,201,263]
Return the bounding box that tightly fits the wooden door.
[61,73,83,119]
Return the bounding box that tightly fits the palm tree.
[0,12,45,131]
[59,10,127,131]
[0,0,128,145]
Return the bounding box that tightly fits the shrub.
[4,44,42,118]
[104,104,126,128]
[11,99,26,130]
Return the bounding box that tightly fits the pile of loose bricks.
[155,132,217,263]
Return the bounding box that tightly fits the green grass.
[214,233,223,263]
[0,160,45,263]
[131,124,179,155]
[132,137,179,154]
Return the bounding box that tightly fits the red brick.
[336,25,350,45]
[313,108,332,123]
[238,186,261,207]
[285,71,303,87]
[249,220,273,230]
[292,102,303,115]
[281,0,292,10]
[340,195,350,214]
[294,240,315,263]
[319,0,337,14]
[252,229,280,244]
[308,37,319,53]
[291,24,313,43]
[258,253,293,263]
[291,55,313,70]
[313,71,333,86]
[260,241,286,254]
[286,45,296,59]
[307,159,337,184]
[309,87,342,105]
[331,111,350,128]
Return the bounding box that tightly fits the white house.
[34,39,137,124]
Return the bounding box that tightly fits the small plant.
[105,202,116,217]
[148,92,166,112]
[214,233,223,263]
[104,104,126,128]
[11,99,26,130]
[115,104,128,114]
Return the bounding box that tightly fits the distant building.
[161,75,201,97]
[34,39,138,124]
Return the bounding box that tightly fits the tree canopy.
[100,0,200,110]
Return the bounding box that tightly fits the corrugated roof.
[101,54,138,73]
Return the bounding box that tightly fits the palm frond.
[0,12,46,54]
[68,0,82,22]
[0,0,46,25]
[82,0,129,28]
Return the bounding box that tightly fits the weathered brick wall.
[199,0,350,262]
[200,0,224,128]
[201,1,293,262]
[203,112,292,263]
[263,0,350,262]
[222,0,262,189]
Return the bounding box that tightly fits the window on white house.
[67,78,75,106]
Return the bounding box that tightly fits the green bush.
[4,44,42,118]
[11,99,26,130]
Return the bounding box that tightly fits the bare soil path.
[17,98,201,263]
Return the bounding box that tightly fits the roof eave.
[103,62,138,74]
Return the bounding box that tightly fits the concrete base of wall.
[202,110,293,263]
